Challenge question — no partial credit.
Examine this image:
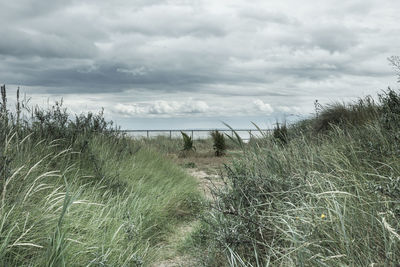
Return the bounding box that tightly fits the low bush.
[181,131,196,152]
[314,96,378,132]
[379,87,400,131]
[273,122,288,144]
[211,130,226,156]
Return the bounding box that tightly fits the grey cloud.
[238,8,296,25]
[0,28,98,59]
[111,6,228,38]
[1,59,227,94]
[0,0,399,125]
[310,25,359,53]
[0,0,72,19]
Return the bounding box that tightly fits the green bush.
[181,131,195,152]
[0,85,118,144]
[273,122,288,144]
[379,88,400,130]
[314,96,378,132]
[211,130,226,156]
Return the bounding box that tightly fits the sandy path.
[151,168,221,267]
[187,169,221,200]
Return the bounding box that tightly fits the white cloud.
[253,100,274,114]
[276,105,302,114]
[114,99,209,117]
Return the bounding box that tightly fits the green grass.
[0,131,202,266]
[187,89,400,266]
[0,86,206,266]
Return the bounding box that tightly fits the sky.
[1,0,399,129]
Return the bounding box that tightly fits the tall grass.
[0,85,202,265]
[190,88,400,266]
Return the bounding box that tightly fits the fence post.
[169,130,172,139]
[191,130,194,140]
[147,130,149,139]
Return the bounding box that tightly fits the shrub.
[273,122,288,144]
[0,85,118,144]
[378,88,400,130]
[211,130,226,156]
[183,162,196,168]
[31,103,117,141]
[314,97,378,132]
[181,131,195,152]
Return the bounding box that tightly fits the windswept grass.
[0,130,202,266]
[189,88,400,266]
[0,86,202,266]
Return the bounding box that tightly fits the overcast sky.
[1,0,399,129]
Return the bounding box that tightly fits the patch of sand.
[151,168,224,266]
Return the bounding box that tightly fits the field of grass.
[186,89,400,266]
[2,85,400,266]
[0,90,203,266]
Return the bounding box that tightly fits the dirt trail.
[151,168,221,267]
[187,169,222,201]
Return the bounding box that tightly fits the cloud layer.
[114,100,209,116]
[1,0,399,127]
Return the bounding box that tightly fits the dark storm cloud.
[0,28,98,59]
[0,0,72,18]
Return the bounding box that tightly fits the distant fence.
[120,129,273,141]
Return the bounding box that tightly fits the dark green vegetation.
[211,130,226,157]
[272,122,288,144]
[181,131,196,152]
[0,86,202,266]
[186,88,400,266]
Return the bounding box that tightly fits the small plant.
[211,130,226,156]
[379,88,400,130]
[0,85,8,129]
[273,122,288,144]
[181,131,195,152]
[314,99,323,118]
[184,162,196,168]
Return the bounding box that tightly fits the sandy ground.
[151,167,223,267]
[187,169,222,200]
